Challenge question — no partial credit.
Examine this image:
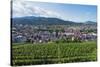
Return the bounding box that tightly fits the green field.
[12,41,97,66]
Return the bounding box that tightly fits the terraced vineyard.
[12,41,97,66]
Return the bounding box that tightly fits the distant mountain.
[11,16,81,25]
[85,21,97,25]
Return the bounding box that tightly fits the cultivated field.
[12,41,97,66]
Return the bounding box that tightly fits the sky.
[13,0,97,22]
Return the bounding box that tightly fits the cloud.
[12,0,61,19]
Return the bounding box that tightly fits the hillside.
[11,16,83,25]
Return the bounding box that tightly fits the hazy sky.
[13,0,97,22]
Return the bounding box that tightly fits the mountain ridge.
[11,16,96,25]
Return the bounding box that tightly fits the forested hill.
[11,16,82,25]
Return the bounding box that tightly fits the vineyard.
[12,41,97,66]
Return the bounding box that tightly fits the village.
[12,24,97,43]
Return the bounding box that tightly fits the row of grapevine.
[12,41,97,66]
